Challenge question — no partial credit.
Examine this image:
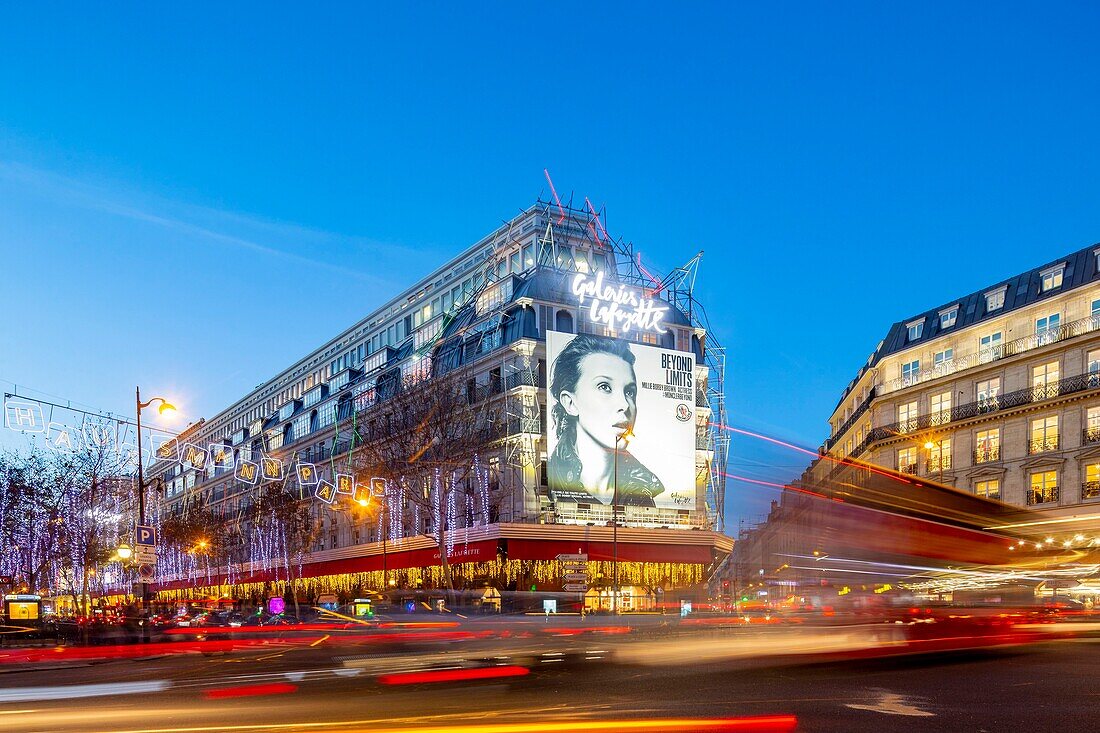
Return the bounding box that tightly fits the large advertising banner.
[546,330,696,512]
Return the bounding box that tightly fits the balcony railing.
[898,462,917,475]
[882,314,1100,394]
[823,387,877,452]
[1027,436,1059,454]
[1027,486,1059,506]
[1083,427,1100,445]
[878,372,1100,437]
[1083,481,1100,500]
[926,456,952,473]
[973,446,1001,463]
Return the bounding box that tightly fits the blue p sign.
[137,525,156,546]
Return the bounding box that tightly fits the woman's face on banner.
[561,352,638,451]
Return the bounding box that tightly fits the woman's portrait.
[548,333,664,506]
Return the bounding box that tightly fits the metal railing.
[973,446,1000,463]
[1027,486,1059,506]
[926,456,952,473]
[882,314,1100,394]
[898,462,917,475]
[1083,481,1100,500]
[823,387,877,452]
[1083,427,1100,445]
[878,372,1099,437]
[1027,436,1059,455]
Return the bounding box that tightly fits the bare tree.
[352,360,504,595]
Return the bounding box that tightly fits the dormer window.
[939,306,959,329]
[906,319,925,342]
[1040,263,1065,292]
[985,286,1007,312]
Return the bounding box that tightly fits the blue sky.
[2,3,1099,530]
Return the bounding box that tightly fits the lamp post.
[135,387,175,641]
[611,428,634,615]
[923,438,944,483]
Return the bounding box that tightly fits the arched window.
[555,309,574,334]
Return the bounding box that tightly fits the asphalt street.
[0,636,1095,732]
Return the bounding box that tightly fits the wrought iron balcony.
[1027,436,1059,454]
[898,462,917,475]
[823,387,878,452]
[1027,486,1059,506]
[1082,481,1100,500]
[882,314,1100,394]
[878,372,1100,437]
[973,446,1001,464]
[1083,427,1100,445]
[926,456,951,473]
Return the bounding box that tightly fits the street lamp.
[135,387,175,640]
[923,437,945,483]
[611,427,634,615]
[116,544,133,561]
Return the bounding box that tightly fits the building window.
[975,479,1001,500]
[1028,471,1059,505]
[979,332,1003,362]
[1092,299,1100,320]
[930,392,952,425]
[1088,350,1100,388]
[985,288,1006,312]
[1085,407,1100,444]
[939,307,958,329]
[977,377,1001,412]
[898,447,917,474]
[933,350,954,373]
[1085,464,1100,500]
[1028,416,1059,454]
[927,439,951,473]
[975,428,1000,463]
[1032,361,1060,398]
[1040,264,1064,292]
[906,320,925,342]
[901,360,920,386]
[897,401,918,433]
[1036,313,1061,345]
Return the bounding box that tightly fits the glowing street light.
[612,427,634,616]
[135,387,177,641]
[116,544,133,561]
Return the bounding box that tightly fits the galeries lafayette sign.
[571,272,669,333]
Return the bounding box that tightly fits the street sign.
[556,553,588,563]
[563,573,587,583]
[135,548,157,564]
[136,525,156,547]
[137,564,155,580]
[562,583,588,592]
[561,562,587,572]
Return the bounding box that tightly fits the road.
[0,632,1094,732]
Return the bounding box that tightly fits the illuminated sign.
[153,435,180,461]
[210,444,234,469]
[4,399,45,433]
[353,483,371,505]
[46,422,80,453]
[183,443,208,471]
[571,272,668,333]
[236,459,260,485]
[335,473,353,495]
[296,462,319,486]
[83,422,116,450]
[261,456,284,481]
[315,479,337,504]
